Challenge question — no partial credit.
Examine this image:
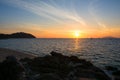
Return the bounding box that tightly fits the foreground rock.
[105,66,120,80]
[0,56,25,80]
[112,70,120,80]
[0,51,111,80]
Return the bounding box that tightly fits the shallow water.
[0,38,120,69]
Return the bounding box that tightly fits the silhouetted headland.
[0,32,36,39]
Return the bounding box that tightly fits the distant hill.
[102,36,118,39]
[0,32,36,39]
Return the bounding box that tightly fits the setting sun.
[74,31,80,38]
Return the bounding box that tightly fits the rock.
[0,56,25,80]
[26,51,110,80]
[0,51,111,80]
[112,70,120,80]
[105,66,118,71]
[38,73,61,80]
[50,51,64,57]
[113,70,120,76]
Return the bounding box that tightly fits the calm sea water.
[0,38,120,69]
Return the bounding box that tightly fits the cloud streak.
[4,0,87,26]
[88,0,107,29]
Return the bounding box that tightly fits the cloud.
[97,22,106,29]
[3,0,87,26]
[88,0,107,29]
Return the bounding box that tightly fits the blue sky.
[0,0,120,38]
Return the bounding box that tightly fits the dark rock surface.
[0,51,111,80]
[0,56,25,80]
[105,66,118,71]
[21,51,110,80]
[112,70,120,80]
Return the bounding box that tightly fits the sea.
[0,38,120,69]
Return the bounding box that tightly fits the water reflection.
[74,38,79,50]
[0,39,120,69]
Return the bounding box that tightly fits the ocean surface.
[0,38,120,69]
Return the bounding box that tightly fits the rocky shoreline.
[0,48,36,62]
[0,51,120,80]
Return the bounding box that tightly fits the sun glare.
[74,31,80,38]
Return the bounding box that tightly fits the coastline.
[0,48,37,62]
[0,48,119,80]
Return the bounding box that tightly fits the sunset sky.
[0,0,120,38]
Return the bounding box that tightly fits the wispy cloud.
[88,0,107,29]
[4,0,87,26]
[97,22,106,29]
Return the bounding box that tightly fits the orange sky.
[0,0,120,38]
[0,23,120,38]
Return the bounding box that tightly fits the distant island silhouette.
[102,36,118,39]
[0,32,36,39]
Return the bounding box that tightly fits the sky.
[0,0,120,38]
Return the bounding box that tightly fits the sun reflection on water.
[74,38,79,50]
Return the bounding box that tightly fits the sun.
[74,31,80,38]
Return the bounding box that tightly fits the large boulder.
[0,56,25,80]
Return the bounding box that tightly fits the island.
[0,32,36,39]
